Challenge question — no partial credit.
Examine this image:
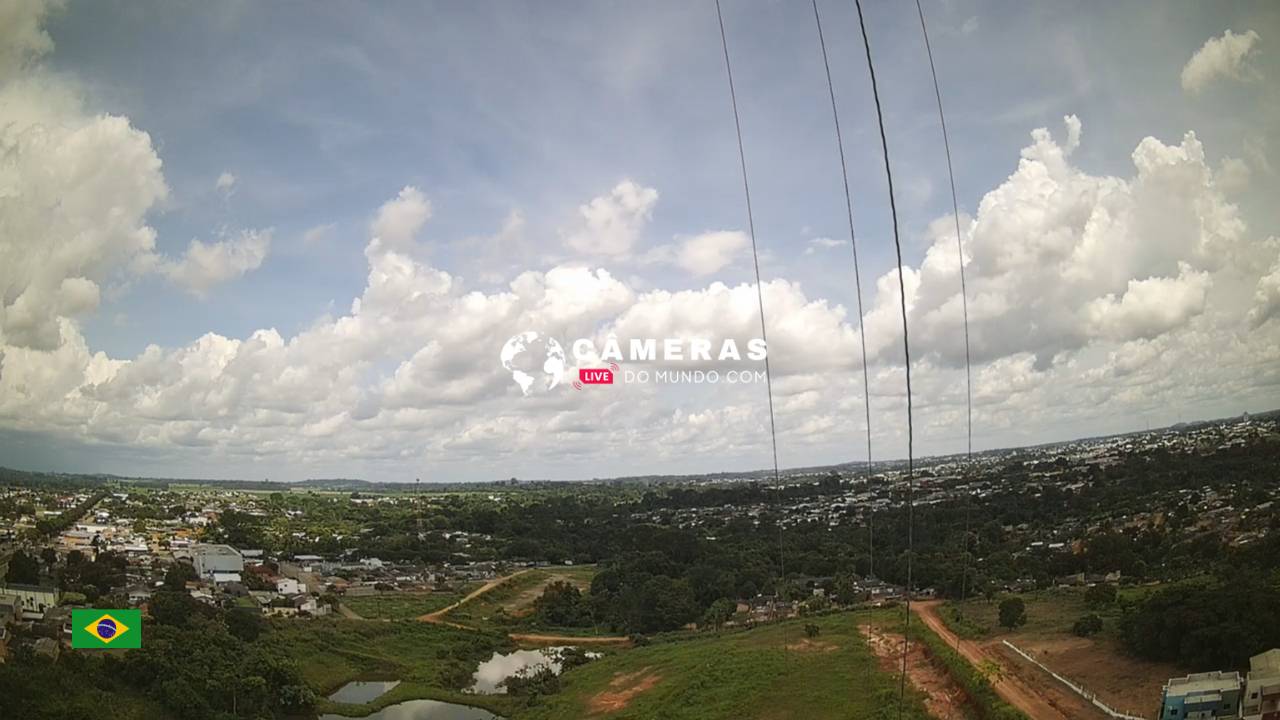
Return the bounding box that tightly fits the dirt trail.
[911,601,1106,720]
[418,569,533,623]
[860,624,966,719]
[587,667,662,715]
[417,569,629,644]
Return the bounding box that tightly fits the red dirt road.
[911,601,1106,720]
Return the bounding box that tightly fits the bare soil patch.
[587,667,662,714]
[784,638,839,654]
[1015,635,1177,717]
[860,624,967,719]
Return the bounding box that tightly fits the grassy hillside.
[343,589,471,620]
[517,612,931,720]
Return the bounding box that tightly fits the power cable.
[714,0,788,643]
[852,1,916,714]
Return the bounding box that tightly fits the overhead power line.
[852,1,916,715]
[913,0,976,614]
[809,0,877,578]
[713,0,788,643]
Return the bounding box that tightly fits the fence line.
[1001,640,1149,720]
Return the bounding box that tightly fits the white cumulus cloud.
[1181,29,1262,94]
[162,229,272,297]
[675,231,748,276]
[563,180,658,257]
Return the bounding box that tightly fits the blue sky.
[51,0,1270,355]
[1,0,1278,481]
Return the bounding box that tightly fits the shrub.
[1072,613,1104,637]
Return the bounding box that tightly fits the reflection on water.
[318,698,502,720]
[469,646,598,694]
[471,647,562,694]
[327,680,402,704]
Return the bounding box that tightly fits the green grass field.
[518,612,931,720]
[944,587,1099,638]
[263,617,509,696]
[343,590,470,620]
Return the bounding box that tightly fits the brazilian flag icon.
[72,609,142,649]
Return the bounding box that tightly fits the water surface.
[469,646,597,694]
[327,680,402,704]
[318,698,501,720]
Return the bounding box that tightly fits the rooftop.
[193,544,242,558]
[1165,671,1242,697]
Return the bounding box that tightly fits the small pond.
[327,680,402,704]
[318,699,502,720]
[469,646,598,695]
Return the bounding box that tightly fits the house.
[0,584,61,620]
[276,578,306,596]
[192,544,244,578]
[212,572,242,585]
[0,599,18,626]
[1161,670,1242,719]
[1243,649,1280,720]
[125,584,153,606]
[32,637,59,660]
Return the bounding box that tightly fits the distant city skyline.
[1,1,1278,482]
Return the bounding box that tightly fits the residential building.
[1161,671,1243,719]
[192,544,244,578]
[1244,649,1280,720]
[0,583,60,620]
[276,578,306,596]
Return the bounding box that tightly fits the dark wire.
[913,0,975,615]
[810,0,876,577]
[714,0,787,635]
[852,1,915,714]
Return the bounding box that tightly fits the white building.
[0,584,60,620]
[276,578,306,596]
[192,544,244,578]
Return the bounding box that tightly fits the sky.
[1,0,1278,482]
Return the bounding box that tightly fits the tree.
[1084,583,1117,608]
[1072,613,1104,637]
[4,551,39,584]
[534,581,587,627]
[225,606,264,642]
[702,598,736,630]
[832,572,860,605]
[150,590,197,627]
[804,623,820,638]
[163,561,197,590]
[998,597,1027,630]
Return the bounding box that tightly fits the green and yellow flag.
[71,609,142,649]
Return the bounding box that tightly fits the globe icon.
[97,618,117,639]
[500,331,566,396]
